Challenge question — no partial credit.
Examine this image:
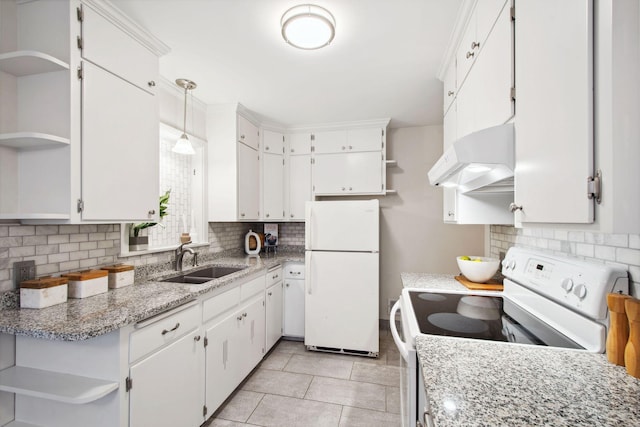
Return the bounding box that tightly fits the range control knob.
[509,260,516,270]
[502,259,509,269]
[573,284,588,300]
[561,278,574,293]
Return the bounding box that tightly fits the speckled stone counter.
[415,334,640,426]
[401,272,470,292]
[0,251,304,341]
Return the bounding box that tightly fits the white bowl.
[456,256,500,283]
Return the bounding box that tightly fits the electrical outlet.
[14,260,36,287]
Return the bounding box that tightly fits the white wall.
[379,126,484,319]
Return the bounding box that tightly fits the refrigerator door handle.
[307,253,312,295]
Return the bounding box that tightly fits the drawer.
[241,275,265,301]
[266,265,283,287]
[202,286,240,323]
[130,302,199,363]
[284,262,305,279]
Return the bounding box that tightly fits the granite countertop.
[0,251,304,341]
[401,272,474,292]
[415,335,640,426]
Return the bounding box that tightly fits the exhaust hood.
[428,123,514,193]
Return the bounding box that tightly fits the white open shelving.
[0,50,69,76]
[0,366,119,405]
[0,132,70,150]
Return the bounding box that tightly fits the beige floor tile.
[284,353,354,379]
[385,347,402,367]
[385,386,401,414]
[339,406,401,427]
[242,368,313,398]
[350,362,401,387]
[272,339,308,354]
[260,350,292,370]
[215,390,264,423]
[248,394,342,427]
[305,376,386,411]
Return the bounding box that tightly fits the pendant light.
[281,4,336,50]
[172,78,197,155]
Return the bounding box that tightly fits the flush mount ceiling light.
[173,78,197,155]
[281,4,336,50]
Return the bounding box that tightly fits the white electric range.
[390,247,629,427]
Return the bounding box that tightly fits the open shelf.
[386,189,398,195]
[385,160,398,167]
[0,366,119,404]
[0,51,69,76]
[0,132,70,150]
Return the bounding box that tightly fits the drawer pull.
[243,312,248,318]
[194,335,201,342]
[268,291,273,296]
[161,322,180,335]
[237,315,243,321]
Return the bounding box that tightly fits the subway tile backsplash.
[0,221,306,292]
[490,225,640,296]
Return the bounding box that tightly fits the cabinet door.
[514,0,594,223]
[312,130,348,154]
[237,297,265,379]
[288,133,311,155]
[443,101,457,150]
[313,152,383,195]
[129,329,203,427]
[262,152,284,220]
[81,4,158,94]
[263,130,284,153]
[443,188,457,222]
[237,115,259,150]
[443,62,457,115]
[475,0,509,49]
[266,282,283,351]
[287,154,311,220]
[81,61,158,221]
[455,79,476,140]
[205,312,242,414]
[456,8,478,88]
[347,128,383,152]
[283,279,305,338]
[237,142,259,220]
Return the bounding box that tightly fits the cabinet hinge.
[77,64,83,80]
[262,300,265,306]
[283,210,285,217]
[204,336,208,347]
[203,405,208,417]
[282,135,285,142]
[125,377,132,392]
[381,129,385,137]
[310,146,315,152]
[381,141,384,149]
[510,87,516,101]
[587,169,602,204]
[313,185,316,191]
[76,36,83,50]
[510,6,515,21]
[77,199,84,213]
[76,6,84,22]
[310,134,315,141]
[282,158,285,165]
[311,158,315,164]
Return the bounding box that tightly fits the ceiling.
[110,0,463,129]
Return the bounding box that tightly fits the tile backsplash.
[490,226,640,296]
[0,222,305,292]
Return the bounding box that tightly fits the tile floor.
[204,328,402,427]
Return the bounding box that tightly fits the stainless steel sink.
[161,265,246,284]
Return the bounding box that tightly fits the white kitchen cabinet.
[285,133,312,221]
[261,130,284,221]
[129,329,203,427]
[455,2,513,141]
[265,267,283,351]
[311,123,388,196]
[513,0,594,224]
[208,104,261,221]
[0,0,168,223]
[283,262,305,339]
[442,60,456,115]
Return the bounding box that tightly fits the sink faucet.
[175,242,196,271]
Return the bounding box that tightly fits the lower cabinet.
[283,262,305,338]
[266,281,283,351]
[129,329,203,427]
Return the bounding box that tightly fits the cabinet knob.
[447,91,454,96]
[266,213,270,218]
[471,41,480,49]
[268,292,272,296]
[148,81,156,87]
[194,335,201,342]
[286,283,290,287]
[290,213,294,218]
[342,146,346,150]
[148,209,156,215]
[243,312,247,318]
[241,134,245,140]
[349,187,352,191]
[237,315,243,321]
[342,187,346,191]
[265,146,269,151]
[291,148,295,153]
[240,213,245,217]
[448,211,454,217]
[466,51,475,59]
[349,145,353,150]
[509,203,523,212]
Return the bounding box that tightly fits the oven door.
[390,300,417,427]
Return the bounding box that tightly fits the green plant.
[131,190,171,237]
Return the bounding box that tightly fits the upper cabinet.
[513,0,594,224]
[208,104,260,221]
[0,0,169,222]
[311,123,389,196]
[285,133,312,221]
[261,129,285,221]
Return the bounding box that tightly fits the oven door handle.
[389,300,411,361]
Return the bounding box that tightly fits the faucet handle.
[192,253,198,267]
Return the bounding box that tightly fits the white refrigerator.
[304,200,379,356]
